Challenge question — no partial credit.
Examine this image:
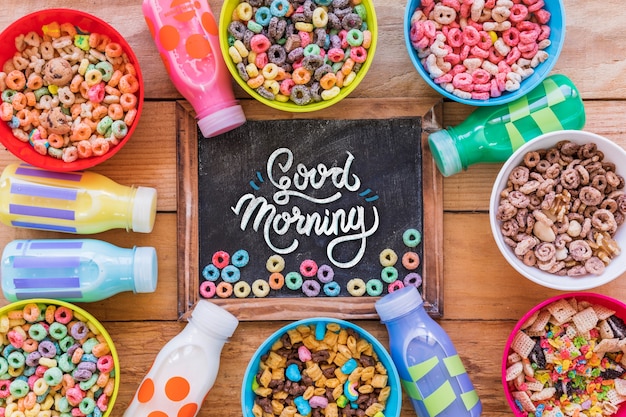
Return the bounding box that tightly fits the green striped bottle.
[428,74,585,176]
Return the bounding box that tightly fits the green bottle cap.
[428,129,462,177]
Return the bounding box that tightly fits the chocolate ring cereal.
[252,279,271,297]
[285,271,303,290]
[200,280,216,298]
[266,254,285,273]
[269,272,285,290]
[347,278,366,296]
[234,281,252,298]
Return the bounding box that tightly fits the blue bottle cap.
[428,129,463,177]
[374,285,423,322]
[133,246,158,293]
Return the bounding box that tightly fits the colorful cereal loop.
[379,248,398,267]
[347,278,366,297]
[402,251,420,270]
[266,255,285,273]
[300,259,318,277]
[403,229,422,248]
[199,281,216,298]
[285,272,303,290]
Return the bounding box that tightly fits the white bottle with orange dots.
[123,300,239,416]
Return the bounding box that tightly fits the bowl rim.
[0,8,144,172]
[489,129,626,290]
[0,298,121,416]
[403,0,566,106]
[218,0,378,113]
[501,292,626,416]
[240,317,402,417]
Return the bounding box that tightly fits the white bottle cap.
[375,285,424,322]
[191,300,239,338]
[131,186,157,233]
[197,105,246,138]
[428,129,463,177]
[132,246,158,293]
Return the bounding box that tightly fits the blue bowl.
[404,0,566,106]
[241,317,402,417]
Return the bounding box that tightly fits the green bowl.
[219,0,378,112]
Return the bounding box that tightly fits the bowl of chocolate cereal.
[241,317,401,417]
[502,293,626,416]
[405,0,566,106]
[489,130,626,290]
[0,9,143,172]
[219,0,378,112]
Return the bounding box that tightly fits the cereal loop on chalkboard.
[347,278,366,297]
[266,254,285,273]
[269,272,285,290]
[252,279,271,297]
[402,229,422,248]
[381,266,398,284]
[379,248,398,267]
[285,272,303,290]
[200,280,216,298]
[317,264,334,283]
[216,282,233,298]
[202,264,220,281]
[232,249,250,268]
[323,281,341,297]
[234,281,251,298]
[366,279,383,296]
[221,265,241,283]
[212,251,230,269]
[388,280,405,293]
[403,272,423,288]
[300,259,318,277]
[302,280,321,297]
[402,251,420,270]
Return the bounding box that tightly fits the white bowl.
[489,130,626,290]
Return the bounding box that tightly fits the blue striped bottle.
[1,239,158,302]
[375,286,481,417]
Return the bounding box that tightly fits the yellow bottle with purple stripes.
[0,163,156,234]
[428,74,585,177]
[375,286,482,417]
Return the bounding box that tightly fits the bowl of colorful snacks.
[405,0,565,106]
[0,299,120,416]
[241,317,401,417]
[219,0,377,112]
[503,293,626,416]
[490,130,626,290]
[0,9,143,172]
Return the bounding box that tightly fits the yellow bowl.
[219,0,378,112]
[0,299,120,416]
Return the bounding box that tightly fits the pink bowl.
[0,9,144,172]
[502,293,626,416]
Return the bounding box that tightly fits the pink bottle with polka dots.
[123,300,239,417]
[143,0,246,138]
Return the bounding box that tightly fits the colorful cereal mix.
[409,0,553,100]
[249,322,392,417]
[0,21,140,162]
[226,0,373,106]
[0,302,117,415]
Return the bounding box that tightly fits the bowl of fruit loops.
[219,0,377,112]
[503,293,626,417]
[490,130,626,291]
[0,9,143,172]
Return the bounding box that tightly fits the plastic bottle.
[124,300,239,417]
[0,163,157,234]
[428,74,586,177]
[143,0,246,138]
[375,285,482,417]
[1,238,157,302]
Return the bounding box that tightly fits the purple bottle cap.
[374,285,424,322]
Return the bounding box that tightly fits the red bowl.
[502,293,626,416]
[0,9,144,172]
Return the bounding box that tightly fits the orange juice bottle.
[123,300,239,416]
[0,163,157,234]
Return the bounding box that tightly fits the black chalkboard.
[197,118,423,299]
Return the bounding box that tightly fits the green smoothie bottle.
[428,74,586,177]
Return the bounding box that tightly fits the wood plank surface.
[1,0,626,416]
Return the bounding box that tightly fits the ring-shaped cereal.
[54,306,73,324]
[95,61,114,82]
[347,278,366,297]
[211,251,230,269]
[266,254,285,273]
[84,69,103,87]
[221,265,241,283]
[6,70,26,90]
[119,93,137,111]
[366,279,384,296]
[402,251,421,270]
[119,74,139,94]
[312,7,329,27]
[91,138,110,156]
[323,281,341,297]
[403,228,422,248]
[262,63,279,80]
[255,6,272,26]
[236,2,253,20]
[327,47,345,63]
[462,24,480,46]
[292,66,311,85]
[403,272,423,288]
[199,280,216,298]
[319,72,337,90]
[231,249,250,268]
[0,102,12,122]
[252,279,271,297]
[22,303,40,322]
[302,279,321,297]
[379,248,398,267]
[216,282,233,298]
[104,42,123,58]
[316,264,334,283]
[234,281,251,298]
[285,271,303,290]
[15,109,31,127]
[87,83,105,103]
[381,266,398,283]
[250,34,271,54]
[107,103,124,120]
[388,280,405,293]
[72,123,92,142]
[347,29,363,47]
[111,120,128,139]
[270,0,290,17]
[299,259,318,277]
[269,272,285,290]
[26,73,43,90]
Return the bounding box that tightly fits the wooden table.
[2,1,626,416]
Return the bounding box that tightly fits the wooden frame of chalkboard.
[176,98,444,321]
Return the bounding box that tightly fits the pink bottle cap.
[198,105,246,138]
